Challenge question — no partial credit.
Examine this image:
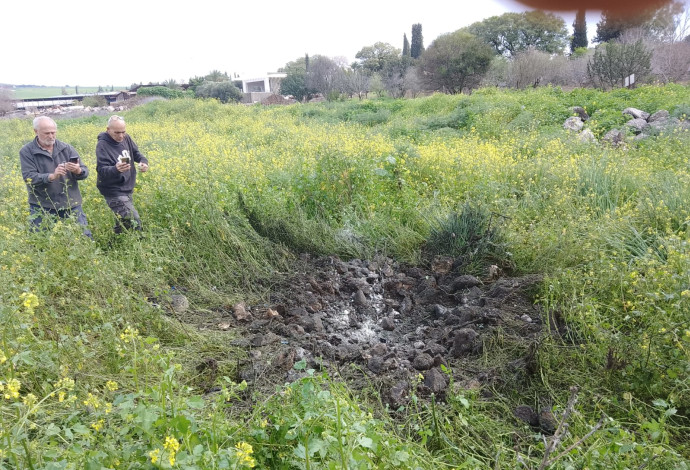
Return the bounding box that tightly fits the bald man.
[96,115,149,234]
[19,116,92,237]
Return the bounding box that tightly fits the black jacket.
[20,138,88,210]
[96,132,148,197]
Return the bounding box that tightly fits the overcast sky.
[1,0,602,86]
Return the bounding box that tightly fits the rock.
[171,294,189,313]
[423,367,449,394]
[625,118,648,134]
[233,302,251,321]
[264,308,281,319]
[648,110,669,122]
[451,275,482,292]
[563,116,584,132]
[272,348,295,370]
[389,381,409,408]
[370,342,389,356]
[513,405,539,427]
[381,317,396,331]
[577,128,597,143]
[450,328,479,357]
[602,129,626,146]
[431,256,454,275]
[520,314,533,323]
[571,106,589,121]
[250,332,281,347]
[367,356,384,374]
[413,340,425,350]
[622,107,649,120]
[400,297,413,315]
[353,289,368,306]
[539,408,558,435]
[431,304,448,319]
[413,353,434,371]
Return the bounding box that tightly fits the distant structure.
[241,73,287,103]
[13,91,134,110]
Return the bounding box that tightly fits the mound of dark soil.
[188,254,545,411]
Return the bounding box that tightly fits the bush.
[136,86,190,99]
[81,95,108,107]
[195,81,243,103]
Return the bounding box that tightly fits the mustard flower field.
[1,85,690,468]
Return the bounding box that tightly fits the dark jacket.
[96,132,148,197]
[20,138,88,210]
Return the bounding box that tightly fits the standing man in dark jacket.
[96,115,149,233]
[20,116,92,237]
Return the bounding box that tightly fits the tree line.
[123,1,690,104]
[279,1,689,100]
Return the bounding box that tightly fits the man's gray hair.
[108,115,125,126]
[33,115,56,130]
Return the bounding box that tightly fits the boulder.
[577,128,597,143]
[648,110,669,123]
[602,129,626,146]
[625,118,648,134]
[622,107,650,120]
[563,116,584,132]
[571,106,589,121]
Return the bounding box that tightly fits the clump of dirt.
[191,254,545,410]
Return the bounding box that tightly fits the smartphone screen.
[69,157,79,164]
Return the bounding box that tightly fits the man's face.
[35,120,57,148]
[107,120,127,143]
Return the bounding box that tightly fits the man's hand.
[48,164,68,182]
[64,162,82,174]
[138,162,149,172]
[115,162,131,173]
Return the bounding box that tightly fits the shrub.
[136,86,190,99]
[195,81,243,103]
[81,95,108,107]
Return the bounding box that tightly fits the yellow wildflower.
[22,393,37,407]
[91,419,105,432]
[149,448,161,464]
[163,435,180,453]
[105,380,119,391]
[4,378,20,399]
[235,441,256,468]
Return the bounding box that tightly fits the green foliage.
[136,86,190,99]
[595,1,685,43]
[418,31,494,93]
[354,42,401,75]
[467,10,569,57]
[587,40,652,90]
[411,23,424,59]
[571,9,589,52]
[81,95,108,107]
[425,203,510,272]
[279,72,308,102]
[195,81,243,103]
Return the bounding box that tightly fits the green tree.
[595,1,684,43]
[467,11,568,57]
[417,30,494,93]
[587,39,652,89]
[403,33,410,57]
[411,23,424,59]
[205,70,230,82]
[353,42,401,75]
[195,81,242,103]
[571,9,588,53]
[280,72,308,101]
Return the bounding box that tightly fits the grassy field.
[9,86,127,99]
[1,85,690,468]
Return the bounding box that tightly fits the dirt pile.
[193,254,545,410]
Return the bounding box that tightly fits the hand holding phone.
[69,156,79,164]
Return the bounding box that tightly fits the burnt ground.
[180,253,548,420]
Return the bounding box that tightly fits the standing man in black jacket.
[96,115,149,233]
[20,115,92,237]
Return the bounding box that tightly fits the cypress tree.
[411,23,424,59]
[571,9,588,53]
[403,33,410,57]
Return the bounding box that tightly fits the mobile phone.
[69,156,79,164]
[119,155,131,164]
